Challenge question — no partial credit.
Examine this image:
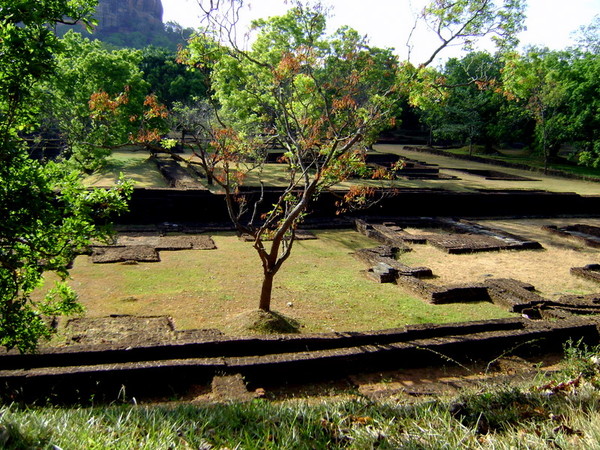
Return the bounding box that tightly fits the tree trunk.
[259,270,274,311]
[200,160,214,185]
[206,170,214,185]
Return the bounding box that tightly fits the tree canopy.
[503,47,600,168]
[0,0,132,352]
[37,31,154,172]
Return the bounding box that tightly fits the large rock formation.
[94,0,164,33]
[56,0,186,49]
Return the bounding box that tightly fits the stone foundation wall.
[118,188,600,224]
[1,317,598,403]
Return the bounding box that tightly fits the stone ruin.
[543,224,600,248]
[354,218,600,321]
[355,217,542,254]
[571,264,600,283]
[90,229,216,264]
[264,149,455,180]
[2,216,600,402]
[239,229,317,242]
[2,313,598,404]
[449,168,539,182]
[153,156,207,189]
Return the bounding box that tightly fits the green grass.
[83,148,168,188]
[3,342,600,448]
[446,146,600,179]
[56,230,511,334]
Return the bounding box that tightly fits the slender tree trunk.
[199,159,214,185]
[259,270,275,311]
[541,109,548,174]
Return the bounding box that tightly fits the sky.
[162,0,600,65]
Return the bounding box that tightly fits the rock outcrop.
[94,0,164,33]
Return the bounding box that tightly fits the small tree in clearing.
[181,0,527,315]
[182,4,398,312]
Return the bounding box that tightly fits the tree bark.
[259,270,274,311]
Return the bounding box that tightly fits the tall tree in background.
[569,51,600,168]
[413,0,526,66]
[399,0,526,149]
[38,31,162,173]
[568,19,600,168]
[139,46,210,107]
[0,0,132,352]
[503,48,572,171]
[574,15,600,56]
[420,52,530,153]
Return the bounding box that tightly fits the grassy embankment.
[2,342,600,448]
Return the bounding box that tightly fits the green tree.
[503,48,573,170]
[139,46,209,107]
[180,0,527,315]
[183,4,398,312]
[398,1,527,149]
[570,53,600,167]
[37,31,166,173]
[421,51,530,153]
[168,100,222,185]
[0,0,132,352]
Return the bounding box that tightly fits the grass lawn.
[80,146,600,197]
[377,144,600,196]
[399,218,600,301]
[83,148,168,188]
[55,230,511,334]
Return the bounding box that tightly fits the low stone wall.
[571,265,600,283]
[354,245,432,280]
[1,317,598,403]
[356,218,542,255]
[395,275,490,304]
[401,146,600,183]
[485,278,546,312]
[543,225,600,248]
[89,233,217,263]
[118,188,600,224]
[353,219,600,317]
[354,218,546,304]
[153,156,206,189]
[354,219,412,251]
